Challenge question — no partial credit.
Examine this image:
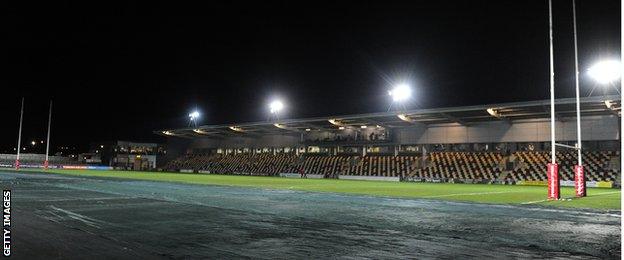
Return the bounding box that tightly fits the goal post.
[546,0,560,200]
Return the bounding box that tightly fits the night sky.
[3,0,620,153]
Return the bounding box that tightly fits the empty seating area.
[165,154,419,177]
[164,154,217,171]
[510,151,619,182]
[164,153,299,175]
[203,154,299,175]
[301,155,419,177]
[415,152,504,180]
[164,150,619,182]
[301,155,351,177]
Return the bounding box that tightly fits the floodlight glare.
[269,100,284,114]
[188,111,200,120]
[588,60,621,84]
[388,83,412,102]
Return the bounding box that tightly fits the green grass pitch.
[8,169,621,210]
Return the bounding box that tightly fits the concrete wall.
[189,134,301,149]
[394,115,619,144]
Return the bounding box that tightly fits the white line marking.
[521,199,548,205]
[522,191,622,205]
[16,189,74,192]
[49,206,104,228]
[424,191,519,198]
[34,197,134,202]
[588,191,622,197]
[509,205,619,217]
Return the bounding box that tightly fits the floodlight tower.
[188,110,200,128]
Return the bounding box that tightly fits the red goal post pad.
[574,165,586,197]
[547,163,560,200]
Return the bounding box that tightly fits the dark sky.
[3,0,621,153]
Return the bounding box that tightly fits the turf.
[5,169,621,210]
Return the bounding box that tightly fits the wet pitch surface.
[1,171,620,259]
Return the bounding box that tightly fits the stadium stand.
[164,150,620,183]
[159,96,621,185]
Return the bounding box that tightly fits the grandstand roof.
[157,95,621,138]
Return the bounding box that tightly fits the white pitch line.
[492,203,621,217]
[588,191,622,197]
[522,191,622,205]
[49,206,104,229]
[16,189,75,192]
[34,197,135,202]
[521,199,548,205]
[424,190,519,198]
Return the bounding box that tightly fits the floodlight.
[588,60,621,84]
[269,100,284,114]
[486,108,499,117]
[397,114,413,122]
[193,129,208,134]
[328,119,343,126]
[229,126,244,132]
[188,111,200,120]
[388,83,412,102]
[273,123,289,130]
[605,100,614,109]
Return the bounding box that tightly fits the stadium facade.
[157,96,620,186]
[79,141,164,170]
